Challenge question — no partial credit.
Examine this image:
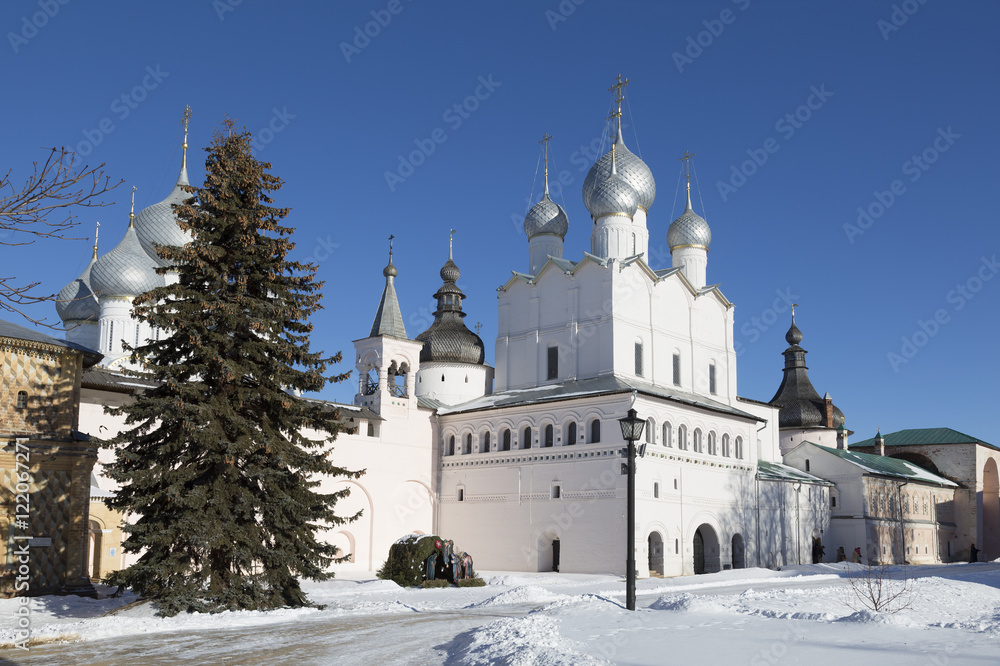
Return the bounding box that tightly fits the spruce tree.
[101,119,361,616]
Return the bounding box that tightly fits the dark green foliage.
[377,534,440,587]
[100,119,361,617]
[420,579,450,589]
[455,577,486,588]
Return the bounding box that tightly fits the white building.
[60,88,972,581]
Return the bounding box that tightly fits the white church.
[56,86,989,583]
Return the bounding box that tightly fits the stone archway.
[647,532,664,576]
[984,458,1000,560]
[732,533,746,569]
[693,524,721,574]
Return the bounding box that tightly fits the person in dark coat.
[836,546,847,562]
[970,544,979,563]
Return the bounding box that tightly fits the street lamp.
[618,407,645,611]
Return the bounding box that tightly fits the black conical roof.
[769,320,844,429]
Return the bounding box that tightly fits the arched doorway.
[87,520,103,581]
[984,458,1000,560]
[732,534,745,569]
[693,524,721,574]
[648,532,664,576]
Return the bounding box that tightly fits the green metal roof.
[818,443,957,487]
[851,427,995,451]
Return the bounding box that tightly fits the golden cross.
[608,74,629,132]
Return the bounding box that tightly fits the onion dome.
[587,146,639,220]
[415,237,486,365]
[769,315,845,429]
[582,123,656,213]
[524,194,569,239]
[56,241,100,323]
[135,109,195,267]
[524,134,569,239]
[134,165,193,267]
[90,203,165,298]
[667,187,712,251]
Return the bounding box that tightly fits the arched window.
[566,422,577,446]
[708,361,717,395]
[523,426,532,450]
[547,345,558,380]
[735,436,744,459]
[805,459,811,472]
[464,433,472,454]
[481,431,491,453]
[722,434,730,457]
[693,428,703,453]
[501,428,511,451]
[634,341,644,377]
[645,418,655,444]
[708,431,717,456]
[678,425,688,451]
[544,424,554,448]
[672,352,681,386]
[447,435,455,456]
[15,391,27,409]
[663,422,672,448]
[590,419,601,444]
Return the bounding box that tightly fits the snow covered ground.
[2,563,1000,665]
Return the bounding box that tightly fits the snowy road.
[2,564,1000,665]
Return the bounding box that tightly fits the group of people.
[835,546,864,563]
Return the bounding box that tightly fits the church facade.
[55,88,981,582]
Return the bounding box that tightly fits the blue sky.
[5,0,999,443]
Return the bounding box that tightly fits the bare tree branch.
[1,147,123,326]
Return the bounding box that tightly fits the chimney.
[836,423,848,450]
[823,392,834,428]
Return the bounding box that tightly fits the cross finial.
[539,133,552,196]
[474,321,482,336]
[128,186,137,228]
[679,150,695,209]
[92,220,100,258]
[181,105,192,169]
[791,303,799,323]
[449,229,456,260]
[608,73,629,135]
[388,233,394,256]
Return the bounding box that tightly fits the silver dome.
[55,253,100,322]
[523,194,569,238]
[90,222,165,297]
[582,127,656,212]
[667,202,712,251]
[588,170,638,221]
[134,167,193,267]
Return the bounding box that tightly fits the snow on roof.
[812,442,957,487]
[757,460,832,484]
[436,375,761,421]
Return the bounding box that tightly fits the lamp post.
[618,407,645,611]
